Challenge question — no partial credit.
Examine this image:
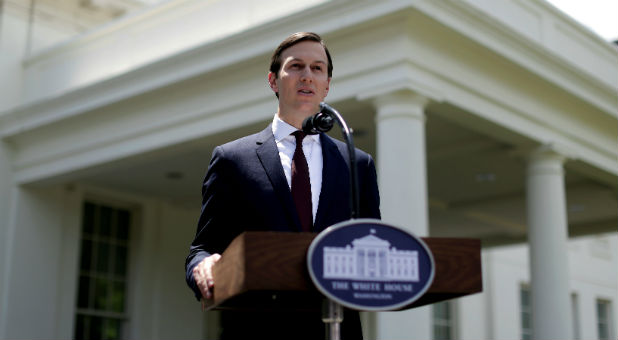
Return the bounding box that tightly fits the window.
[433,301,455,340]
[74,202,132,340]
[520,286,532,340]
[520,288,583,339]
[597,299,613,340]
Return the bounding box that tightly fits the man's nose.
[300,66,313,82]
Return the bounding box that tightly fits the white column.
[526,145,572,340]
[372,91,431,340]
[374,91,429,236]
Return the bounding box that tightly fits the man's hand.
[192,253,221,309]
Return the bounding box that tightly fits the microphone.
[303,102,360,219]
[302,111,334,134]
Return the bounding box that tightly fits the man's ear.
[268,72,278,93]
[324,77,331,97]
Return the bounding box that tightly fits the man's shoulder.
[219,133,260,150]
[217,125,273,154]
[321,134,372,160]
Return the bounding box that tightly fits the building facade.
[1,0,617,339]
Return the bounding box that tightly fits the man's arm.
[191,253,221,309]
[185,146,240,301]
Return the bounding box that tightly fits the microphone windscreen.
[302,115,318,135]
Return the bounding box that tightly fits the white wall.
[73,187,205,340]
[467,233,618,340]
[150,201,205,339]
[568,234,618,340]
[18,0,328,105]
[485,244,529,340]
[0,180,208,339]
[1,185,71,339]
[0,147,13,339]
[0,143,13,336]
[0,2,87,112]
[457,285,488,339]
[0,12,27,112]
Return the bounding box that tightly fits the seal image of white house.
[323,229,419,282]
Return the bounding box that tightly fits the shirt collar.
[272,115,320,144]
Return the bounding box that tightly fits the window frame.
[432,300,457,340]
[596,298,614,340]
[519,284,532,340]
[73,199,136,340]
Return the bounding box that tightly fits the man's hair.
[269,32,333,79]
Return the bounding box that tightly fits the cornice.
[413,0,617,116]
[0,0,404,139]
[1,0,616,141]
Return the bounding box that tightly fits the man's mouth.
[298,89,314,95]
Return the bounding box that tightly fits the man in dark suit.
[185,32,380,339]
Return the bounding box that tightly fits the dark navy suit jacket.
[185,125,380,339]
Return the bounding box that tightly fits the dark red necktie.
[291,131,313,232]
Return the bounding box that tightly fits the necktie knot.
[292,130,306,146]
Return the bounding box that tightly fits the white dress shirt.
[272,115,323,222]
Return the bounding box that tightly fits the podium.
[207,231,482,311]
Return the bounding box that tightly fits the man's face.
[268,41,331,118]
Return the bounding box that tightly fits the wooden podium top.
[208,231,482,311]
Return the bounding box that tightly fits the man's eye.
[313,66,323,71]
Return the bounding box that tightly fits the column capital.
[527,144,569,177]
[509,143,576,165]
[370,90,430,122]
[527,143,576,163]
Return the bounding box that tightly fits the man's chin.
[280,99,324,117]
[297,101,322,113]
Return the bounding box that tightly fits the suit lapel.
[315,134,349,231]
[255,126,302,232]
